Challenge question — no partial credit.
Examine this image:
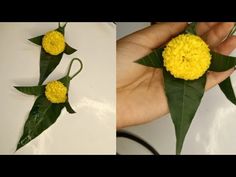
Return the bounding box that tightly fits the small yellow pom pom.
[45,81,67,103]
[162,34,211,80]
[42,31,65,55]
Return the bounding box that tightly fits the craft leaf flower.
[45,80,67,103]
[42,31,65,55]
[163,34,211,80]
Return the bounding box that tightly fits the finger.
[202,22,235,48]
[119,22,187,50]
[205,69,234,90]
[214,35,236,54]
[196,22,219,36]
[205,35,236,90]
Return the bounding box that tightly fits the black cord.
[116,131,160,155]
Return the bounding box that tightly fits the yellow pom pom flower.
[162,34,211,80]
[45,81,67,103]
[42,31,65,55]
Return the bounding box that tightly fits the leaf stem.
[67,58,83,80]
[58,22,68,29]
[227,23,236,38]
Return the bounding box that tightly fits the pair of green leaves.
[135,22,236,154]
[15,58,83,150]
[14,23,82,150]
[29,23,77,85]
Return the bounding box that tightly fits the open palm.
[117,22,236,128]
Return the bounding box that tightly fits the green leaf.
[163,69,206,154]
[30,24,78,85]
[219,77,236,105]
[28,25,65,46]
[65,101,76,114]
[59,76,71,88]
[209,51,236,72]
[38,48,63,85]
[14,85,45,96]
[28,35,44,45]
[64,43,77,55]
[135,48,164,68]
[16,95,64,150]
[185,22,197,35]
[59,76,75,114]
[56,27,65,35]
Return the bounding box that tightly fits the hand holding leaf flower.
[117,22,236,154]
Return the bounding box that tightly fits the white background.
[116,22,236,154]
[0,22,116,154]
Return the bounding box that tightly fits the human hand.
[117,22,236,129]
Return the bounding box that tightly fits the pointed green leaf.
[65,101,76,114]
[28,35,44,45]
[29,25,65,46]
[56,27,65,35]
[163,69,206,154]
[209,51,236,72]
[38,48,63,85]
[14,85,45,96]
[185,22,197,35]
[57,22,68,34]
[64,43,77,55]
[59,76,70,88]
[219,77,236,105]
[16,95,64,150]
[135,48,164,68]
[58,76,75,113]
[30,24,77,85]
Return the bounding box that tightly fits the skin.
[117,22,236,129]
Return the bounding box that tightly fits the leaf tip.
[64,101,76,114]
[133,59,140,64]
[16,143,22,152]
[28,38,33,42]
[176,149,181,155]
[176,139,184,155]
[14,86,21,92]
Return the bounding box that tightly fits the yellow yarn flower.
[162,34,211,80]
[45,81,67,103]
[42,31,65,55]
